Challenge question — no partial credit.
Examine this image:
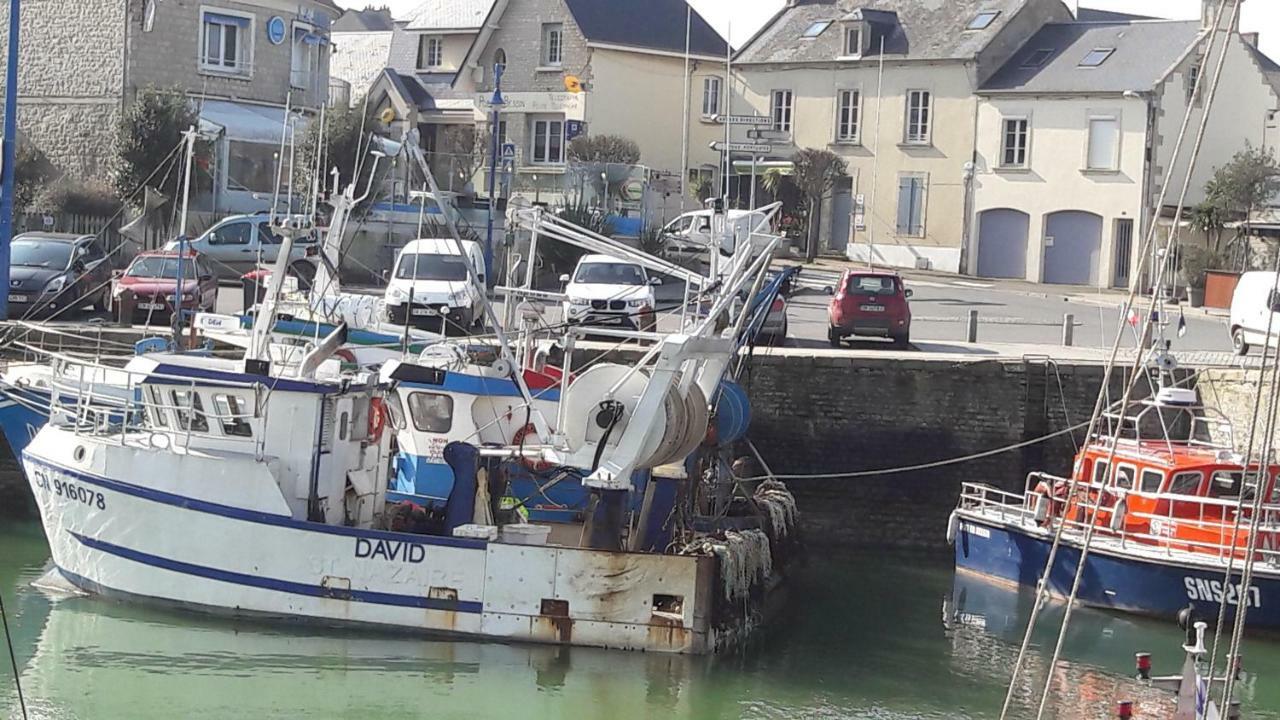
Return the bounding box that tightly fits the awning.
[198,99,310,144]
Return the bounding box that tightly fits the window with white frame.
[418,35,443,69]
[200,9,252,76]
[530,117,564,164]
[1187,63,1201,105]
[1001,117,1029,167]
[702,76,721,118]
[291,23,319,90]
[1086,116,1120,171]
[905,90,931,144]
[542,23,563,66]
[896,174,927,237]
[844,24,863,56]
[837,89,860,143]
[771,89,793,134]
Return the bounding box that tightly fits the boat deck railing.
[960,478,1280,570]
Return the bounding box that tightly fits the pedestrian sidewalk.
[775,257,1231,320]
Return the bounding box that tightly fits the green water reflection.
[2,523,1279,719]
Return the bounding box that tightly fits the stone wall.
[743,354,1129,551]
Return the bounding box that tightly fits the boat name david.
[354,538,428,564]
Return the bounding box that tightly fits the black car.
[7,233,113,320]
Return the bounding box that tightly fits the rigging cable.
[0,589,27,720]
[1027,2,1242,718]
[993,1,1239,716]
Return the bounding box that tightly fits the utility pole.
[484,63,505,288]
[0,0,21,319]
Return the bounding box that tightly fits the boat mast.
[171,125,198,349]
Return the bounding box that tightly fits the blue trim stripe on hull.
[69,532,482,614]
[952,516,1280,627]
[22,456,488,551]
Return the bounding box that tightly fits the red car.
[828,270,913,348]
[111,251,218,324]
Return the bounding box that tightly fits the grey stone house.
[0,0,337,214]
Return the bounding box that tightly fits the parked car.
[561,254,661,331]
[759,295,789,345]
[1228,271,1280,355]
[167,213,317,283]
[6,232,112,319]
[828,270,913,348]
[384,238,486,331]
[660,208,771,264]
[112,251,218,325]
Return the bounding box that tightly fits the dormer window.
[1079,48,1115,67]
[1021,49,1055,68]
[966,11,1000,30]
[843,23,864,57]
[802,21,831,38]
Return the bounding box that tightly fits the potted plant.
[1179,244,1224,308]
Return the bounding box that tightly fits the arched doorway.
[1043,211,1103,286]
[976,209,1030,279]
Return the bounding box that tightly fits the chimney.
[1203,0,1242,33]
[1064,0,1079,19]
[1242,32,1260,48]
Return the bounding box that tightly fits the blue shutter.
[896,177,913,235]
[910,178,924,235]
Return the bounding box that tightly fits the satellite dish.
[379,107,396,124]
[564,75,583,94]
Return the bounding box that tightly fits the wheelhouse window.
[1166,471,1203,496]
[542,23,563,66]
[1091,459,1110,485]
[171,390,209,433]
[770,90,793,134]
[1001,117,1029,168]
[1139,469,1164,494]
[200,10,252,77]
[837,90,861,144]
[408,392,453,433]
[1114,465,1136,491]
[702,76,722,118]
[212,394,253,437]
[530,117,564,164]
[905,90,932,145]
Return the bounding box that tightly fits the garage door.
[976,209,1029,279]
[1043,211,1103,286]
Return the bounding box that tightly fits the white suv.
[561,254,661,331]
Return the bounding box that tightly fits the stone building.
[0,0,337,213]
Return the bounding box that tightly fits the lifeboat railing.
[960,477,1280,569]
[1094,400,1236,458]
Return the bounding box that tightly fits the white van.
[384,238,486,330]
[660,209,771,263]
[1229,271,1280,354]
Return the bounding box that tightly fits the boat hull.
[23,438,734,654]
[952,512,1280,628]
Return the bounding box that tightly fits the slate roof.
[1075,7,1153,22]
[382,69,437,111]
[563,0,728,57]
[330,31,395,99]
[332,8,396,32]
[736,0,1028,65]
[981,20,1203,93]
[1245,42,1280,97]
[404,0,492,31]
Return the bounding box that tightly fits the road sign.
[747,128,791,142]
[501,142,517,160]
[713,114,772,126]
[711,141,773,153]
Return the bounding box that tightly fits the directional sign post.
[713,114,772,126]
[711,141,773,154]
[747,128,791,143]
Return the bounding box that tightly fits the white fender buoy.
[946,510,960,546]
[1110,498,1128,532]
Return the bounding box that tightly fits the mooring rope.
[0,589,28,720]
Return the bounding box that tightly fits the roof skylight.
[1079,47,1116,67]
[1021,49,1055,68]
[967,11,1000,30]
[802,21,832,38]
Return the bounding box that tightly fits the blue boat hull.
[952,513,1280,629]
[0,388,49,460]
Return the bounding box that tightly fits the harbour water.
[2,521,1280,720]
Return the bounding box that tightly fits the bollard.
[1116,700,1134,719]
[1135,652,1151,680]
[967,310,978,343]
[1062,313,1075,347]
[116,289,135,328]
[1228,699,1242,720]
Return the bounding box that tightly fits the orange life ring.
[513,423,553,471]
[368,397,387,442]
[336,348,357,365]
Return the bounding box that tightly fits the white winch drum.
[561,364,668,465]
[667,382,710,465]
[639,384,690,470]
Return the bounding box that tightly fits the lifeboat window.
[385,392,407,430]
[170,390,209,433]
[1091,459,1109,485]
[148,387,168,427]
[1139,469,1164,493]
[408,392,453,433]
[1166,471,1203,496]
[1114,464,1136,490]
[212,394,253,437]
[1209,471,1260,500]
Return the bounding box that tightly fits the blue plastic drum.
[714,381,752,444]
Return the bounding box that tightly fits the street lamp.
[484,63,506,288]
[0,0,22,319]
